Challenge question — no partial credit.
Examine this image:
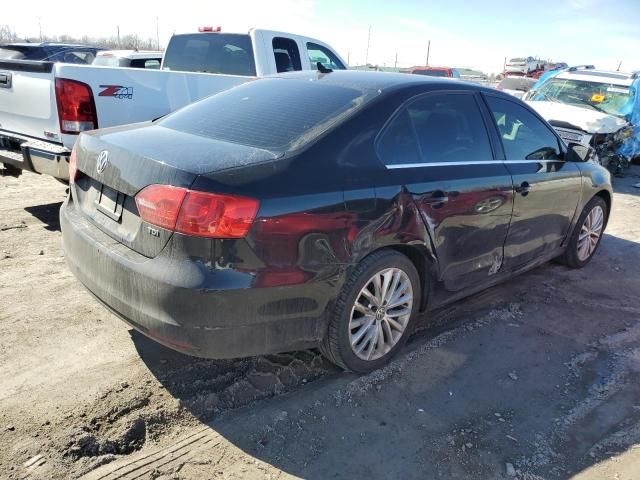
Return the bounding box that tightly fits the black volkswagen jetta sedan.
[61,70,612,372]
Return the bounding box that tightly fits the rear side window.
[48,49,95,64]
[129,58,161,69]
[272,37,301,72]
[307,42,346,70]
[159,78,370,151]
[378,93,493,166]
[162,34,256,76]
[485,96,561,160]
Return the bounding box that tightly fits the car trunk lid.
[72,123,278,257]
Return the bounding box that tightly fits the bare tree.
[0,25,17,43]
[0,26,161,51]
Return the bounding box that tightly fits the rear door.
[482,94,582,269]
[378,91,514,291]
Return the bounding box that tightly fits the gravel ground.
[1,166,639,479]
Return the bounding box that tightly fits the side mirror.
[566,142,596,163]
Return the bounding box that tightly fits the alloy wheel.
[577,205,604,262]
[349,268,413,361]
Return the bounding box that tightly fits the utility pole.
[617,60,622,71]
[347,51,350,65]
[365,25,371,65]
[425,40,430,66]
[394,52,398,69]
[37,17,42,41]
[117,25,121,48]
[155,16,160,50]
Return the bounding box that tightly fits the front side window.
[377,93,493,166]
[307,42,346,70]
[485,96,561,160]
[272,37,301,72]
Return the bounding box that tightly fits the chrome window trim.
[386,159,563,169]
[385,159,564,170]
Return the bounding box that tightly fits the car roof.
[410,66,452,71]
[554,69,634,86]
[272,70,490,96]
[1,42,95,48]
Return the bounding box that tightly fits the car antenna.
[317,62,333,73]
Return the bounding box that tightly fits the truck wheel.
[558,196,608,268]
[321,250,421,373]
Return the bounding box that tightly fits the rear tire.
[558,196,608,268]
[321,250,421,373]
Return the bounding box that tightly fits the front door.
[483,94,582,270]
[378,91,514,291]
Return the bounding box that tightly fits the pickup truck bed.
[0,61,250,179]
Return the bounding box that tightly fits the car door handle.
[515,181,531,196]
[424,191,449,204]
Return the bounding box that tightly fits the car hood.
[526,100,628,134]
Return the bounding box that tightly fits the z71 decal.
[98,85,133,99]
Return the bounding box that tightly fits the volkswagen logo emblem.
[96,150,110,174]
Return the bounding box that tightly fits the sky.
[3,0,640,74]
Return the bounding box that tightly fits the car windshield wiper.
[566,95,609,115]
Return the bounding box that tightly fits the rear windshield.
[162,33,256,76]
[0,46,42,60]
[93,56,125,67]
[159,78,371,151]
[413,69,448,77]
[499,77,534,91]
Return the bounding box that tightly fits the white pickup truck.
[0,28,346,180]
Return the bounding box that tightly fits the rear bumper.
[0,130,70,180]
[60,196,337,359]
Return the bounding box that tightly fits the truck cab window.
[162,34,256,76]
[272,37,302,72]
[306,42,346,70]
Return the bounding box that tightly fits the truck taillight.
[55,78,98,134]
[135,185,259,238]
[69,146,78,182]
[198,26,221,32]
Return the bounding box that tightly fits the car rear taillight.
[55,78,98,134]
[135,185,187,231]
[69,146,78,182]
[135,185,259,238]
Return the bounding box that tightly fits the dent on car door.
[483,95,582,269]
[377,91,514,292]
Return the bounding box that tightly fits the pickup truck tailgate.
[0,61,59,142]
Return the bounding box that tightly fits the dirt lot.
[1,167,640,480]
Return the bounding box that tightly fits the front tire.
[321,250,421,373]
[559,196,608,268]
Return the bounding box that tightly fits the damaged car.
[525,66,639,175]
